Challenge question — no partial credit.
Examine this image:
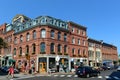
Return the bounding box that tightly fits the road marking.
[74,75,78,77]
[54,75,58,77]
[60,75,65,77]
[98,76,102,78]
[67,75,72,77]
[105,76,110,79]
[47,75,51,76]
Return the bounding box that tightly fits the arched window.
[33,30,36,39]
[51,30,54,38]
[72,48,75,55]
[32,44,36,53]
[78,39,80,45]
[58,44,61,52]
[40,42,45,52]
[64,45,67,53]
[14,37,17,44]
[50,43,54,52]
[64,33,67,41]
[41,29,46,38]
[58,32,61,40]
[83,49,86,56]
[26,45,29,54]
[19,47,22,55]
[26,33,30,41]
[13,48,16,55]
[72,37,75,44]
[20,35,23,42]
[78,49,81,55]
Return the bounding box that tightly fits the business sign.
[39,16,68,30]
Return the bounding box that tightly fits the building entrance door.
[39,62,46,73]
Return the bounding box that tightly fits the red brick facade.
[0,14,118,73]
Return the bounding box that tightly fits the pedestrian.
[7,65,14,78]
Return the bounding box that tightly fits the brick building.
[0,14,88,73]
[88,38,118,67]
[0,14,118,73]
[88,38,102,67]
[102,42,118,66]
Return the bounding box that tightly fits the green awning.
[9,59,16,63]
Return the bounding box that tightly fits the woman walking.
[7,65,14,78]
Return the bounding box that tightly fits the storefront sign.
[80,58,83,62]
[40,16,68,30]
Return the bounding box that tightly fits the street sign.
[55,55,60,62]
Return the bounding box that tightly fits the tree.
[0,37,8,54]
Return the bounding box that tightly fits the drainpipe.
[36,56,38,72]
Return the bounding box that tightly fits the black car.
[76,66,100,78]
[106,71,120,80]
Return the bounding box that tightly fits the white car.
[117,66,120,71]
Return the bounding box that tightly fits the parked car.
[101,66,108,71]
[1,66,19,74]
[1,66,9,73]
[76,66,100,78]
[117,66,120,71]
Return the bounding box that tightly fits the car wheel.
[86,74,90,78]
[78,75,81,77]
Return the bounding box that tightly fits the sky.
[0,0,120,54]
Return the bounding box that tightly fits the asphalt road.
[16,69,119,80]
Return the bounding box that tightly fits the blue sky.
[0,0,120,54]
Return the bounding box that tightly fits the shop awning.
[9,59,16,63]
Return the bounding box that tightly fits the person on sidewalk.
[7,65,14,78]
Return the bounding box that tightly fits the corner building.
[0,14,88,73]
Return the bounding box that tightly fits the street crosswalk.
[52,74,120,79]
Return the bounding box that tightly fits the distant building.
[88,38,102,67]
[102,42,118,66]
[88,38,118,67]
[0,14,88,73]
